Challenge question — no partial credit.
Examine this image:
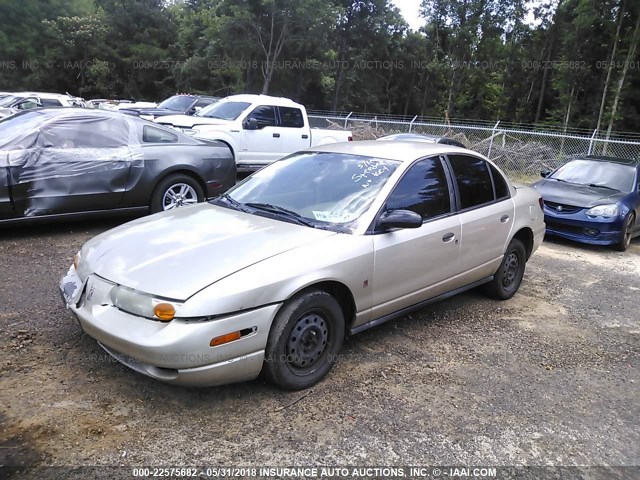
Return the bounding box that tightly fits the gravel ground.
[0,218,638,478]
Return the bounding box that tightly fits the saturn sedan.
[60,141,545,390]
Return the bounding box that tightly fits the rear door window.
[448,154,494,209]
[278,107,305,128]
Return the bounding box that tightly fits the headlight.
[73,250,90,281]
[585,204,619,218]
[110,285,179,322]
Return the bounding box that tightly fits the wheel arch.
[287,280,357,338]
[150,167,208,200]
[511,227,534,260]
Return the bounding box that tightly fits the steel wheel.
[501,252,520,290]
[264,289,345,390]
[482,237,527,300]
[286,310,329,373]
[162,183,198,210]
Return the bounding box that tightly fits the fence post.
[409,115,418,133]
[344,112,353,130]
[487,120,500,159]
[588,129,598,155]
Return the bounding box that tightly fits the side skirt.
[350,276,494,336]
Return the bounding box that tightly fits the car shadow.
[543,233,640,255]
[67,288,486,407]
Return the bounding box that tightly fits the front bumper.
[543,206,624,246]
[60,266,280,387]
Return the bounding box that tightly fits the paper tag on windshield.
[312,211,351,222]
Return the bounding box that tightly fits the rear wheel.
[264,290,344,390]
[482,238,527,300]
[614,213,635,252]
[150,174,204,214]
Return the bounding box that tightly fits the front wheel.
[264,290,345,390]
[150,174,204,214]
[482,238,527,300]
[614,213,635,252]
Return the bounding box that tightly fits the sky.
[392,0,424,31]
[393,0,543,31]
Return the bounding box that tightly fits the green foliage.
[0,0,637,132]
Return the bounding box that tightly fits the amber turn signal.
[210,331,241,347]
[73,254,80,270]
[154,303,176,321]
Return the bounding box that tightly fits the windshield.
[222,152,400,230]
[157,95,195,111]
[550,159,636,193]
[198,101,251,120]
[0,95,20,107]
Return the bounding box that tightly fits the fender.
[194,128,239,159]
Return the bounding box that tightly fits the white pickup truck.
[155,94,353,172]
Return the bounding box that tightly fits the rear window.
[41,98,63,107]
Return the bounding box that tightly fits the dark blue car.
[532,156,640,251]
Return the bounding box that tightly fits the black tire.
[614,213,635,252]
[150,174,204,214]
[482,238,527,300]
[264,290,345,390]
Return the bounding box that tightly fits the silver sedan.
[60,141,545,390]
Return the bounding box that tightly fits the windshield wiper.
[244,202,317,228]
[216,194,250,212]
[585,183,620,192]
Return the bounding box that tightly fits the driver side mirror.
[378,209,422,230]
[243,118,259,130]
[540,170,550,178]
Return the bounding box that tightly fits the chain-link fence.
[308,111,640,183]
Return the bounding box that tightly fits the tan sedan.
[60,141,545,390]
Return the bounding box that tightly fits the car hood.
[81,203,336,300]
[533,179,627,207]
[156,115,233,128]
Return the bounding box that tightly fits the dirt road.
[1,220,638,478]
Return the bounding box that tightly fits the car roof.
[219,94,302,108]
[377,133,467,148]
[15,91,79,99]
[579,155,639,166]
[310,140,472,162]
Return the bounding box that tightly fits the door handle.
[302,134,309,139]
[273,133,280,138]
[500,215,510,223]
[442,232,455,242]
